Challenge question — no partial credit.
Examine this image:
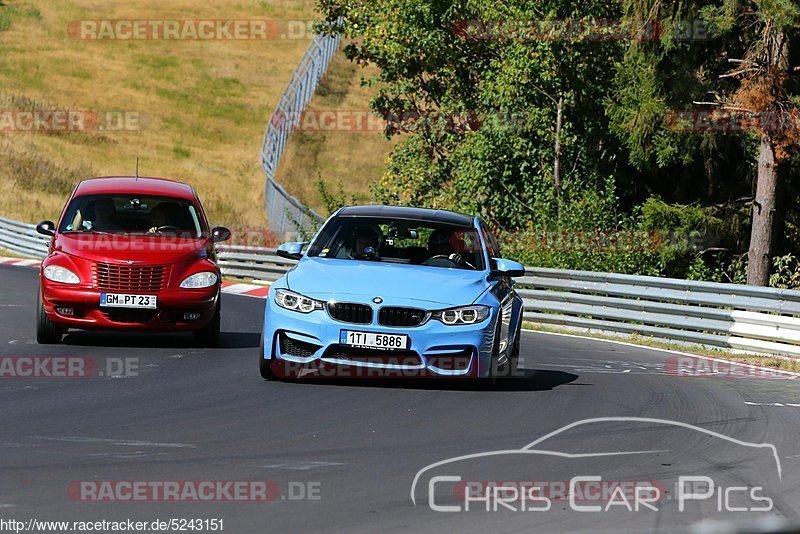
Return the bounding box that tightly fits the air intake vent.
[326,302,372,324]
[279,334,321,359]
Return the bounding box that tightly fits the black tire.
[475,316,503,389]
[259,332,278,381]
[193,298,221,347]
[508,321,521,379]
[36,289,64,345]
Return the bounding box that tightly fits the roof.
[73,176,195,199]
[336,205,475,227]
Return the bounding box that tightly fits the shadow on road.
[268,369,580,392]
[61,331,260,349]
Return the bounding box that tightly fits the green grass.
[173,146,191,158]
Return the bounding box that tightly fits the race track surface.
[1,264,798,533]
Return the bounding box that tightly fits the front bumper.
[41,283,218,331]
[261,295,498,379]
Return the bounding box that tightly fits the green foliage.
[316,0,799,286]
[317,178,358,216]
[320,0,628,230]
[770,255,800,289]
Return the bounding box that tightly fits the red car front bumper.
[41,284,218,331]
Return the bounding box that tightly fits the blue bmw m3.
[259,205,525,384]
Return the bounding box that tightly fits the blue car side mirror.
[276,241,308,261]
[492,258,525,278]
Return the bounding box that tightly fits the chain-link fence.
[261,32,341,240]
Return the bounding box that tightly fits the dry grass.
[272,51,395,214]
[0,0,316,227]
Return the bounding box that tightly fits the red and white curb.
[0,257,40,267]
[220,281,270,298]
[0,257,271,299]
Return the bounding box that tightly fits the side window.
[480,221,500,258]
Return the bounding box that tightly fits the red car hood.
[52,234,211,264]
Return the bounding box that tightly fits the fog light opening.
[55,307,74,316]
[183,312,202,321]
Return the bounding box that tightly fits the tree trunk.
[553,96,563,196]
[746,134,779,286]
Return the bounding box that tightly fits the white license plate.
[100,293,157,309]
[340,330,409,350]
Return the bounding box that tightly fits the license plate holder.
[100,293,157,309]
[340,330,409,350]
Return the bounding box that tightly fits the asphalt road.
[1,264,799,533]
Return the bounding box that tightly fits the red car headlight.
[43,265,81,285]
[180,271,218,289]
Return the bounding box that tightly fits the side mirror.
[276,241,308,261]
[211,226,231,243]
[36,221,56,237]
[492,258,525,278]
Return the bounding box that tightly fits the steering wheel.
[422,254,459,267]
[151,225,182,233]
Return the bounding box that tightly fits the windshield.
[58,194,205,237]
[307,216,485,270]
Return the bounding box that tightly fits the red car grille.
[94,263,167,292]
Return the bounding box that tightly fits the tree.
[607,0,799,285]
[316,0,631,230]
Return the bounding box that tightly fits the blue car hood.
[286,257,488,307]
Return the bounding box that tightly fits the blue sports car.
[259,205,525,385]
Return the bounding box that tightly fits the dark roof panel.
[337,205,474,226]
[74,177,195,198]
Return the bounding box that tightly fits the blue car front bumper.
[261,294,499,379]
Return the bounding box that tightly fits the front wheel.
[508,322,521,379]
[259,332,279,381]
[193,299,220,347]
[474,316,503,390]
[36,288,64,344]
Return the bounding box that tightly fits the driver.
[147,203,172,234]
[428,229,452,258]
[350,225,382,260]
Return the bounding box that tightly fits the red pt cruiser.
[35,176,231,346]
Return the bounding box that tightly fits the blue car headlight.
[431,305,490,325]
[275,289,324,314]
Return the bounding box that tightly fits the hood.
[286,257,488,307]
[52,234,210,265]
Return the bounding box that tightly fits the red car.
[35,176,231,346]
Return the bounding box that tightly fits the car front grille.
[378,306,428,327]
[326,302,372,324]
[94,262,166,292]
[279,334,321,359]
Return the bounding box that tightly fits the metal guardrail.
[261,32,341,240]
[0,216,49,258]
[214,246,800,358]
[4,221,800,359]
